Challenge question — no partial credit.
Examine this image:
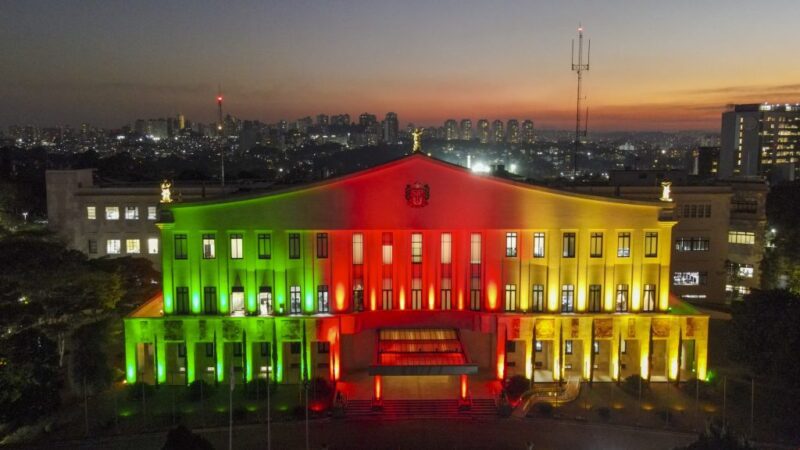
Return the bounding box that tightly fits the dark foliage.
[504,375,530,402]
[729,289,800,388]
[162,425,214,450]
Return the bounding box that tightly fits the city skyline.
[2,0,800,131]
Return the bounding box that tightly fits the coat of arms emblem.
[405,182,430,208]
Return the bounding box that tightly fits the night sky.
[2,0,799,130]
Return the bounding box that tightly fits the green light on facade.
[247,293,256,313]
[220,293,229,313]
[164,294,174,313]
[126,364,136,383]
[217,361,224,382]
[192,292,201,313]
[304,293,314,312]
[157,362,165,383]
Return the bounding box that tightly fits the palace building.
[124,154,709,401]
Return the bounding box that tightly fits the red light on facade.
[487,282,498,310]
[496,355,505,380]
[428,285,435,310]
[460,375,468,399]
[370,289,376,311]
[399,288,406,310]
[374,375,382,400]
[457,290,464,310]
[335,284,345,311]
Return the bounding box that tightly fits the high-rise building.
[720,103,800,181]
[693,146,720,178]
[506,120,520,144]
[331,114,351,127]
[522,120,535,144]
[178,114,186,131]
[460,119,472,140]
[316,114,329,128]
[444,119,459,141]
[359,113,378,128]
[383,112,399,144]
[477,119,490,144]
[491,120,504,144]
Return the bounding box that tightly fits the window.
[148,238,159,254]
[175,287,189,314]
[125,206,139,220]
[231,288,244,313]
[288,233,301,259]
[470,233,481,263]
[411,287,422,310]
[258,233,271,259]
[643,284,656,312]
[561,285,574,312]
[316,233,328,258]
[506,341,517,353]
[644,232,658,257]
[617,232,631,257]
[590,232,603,258]
[259,287,272,315]
[615,284,629,312]
[728,231,755,245]
[382,232,393,264]
[289,286,302,314]
[352,233,364,264]
[204,287,218,314]
[470,288,481,311]
[317,342,330,354]
[230,234,243,259]
[535,341,543,352]
[675,237,710,252]
[174,234,187,259]
[126,239,140,254]
[738,264,754,278]
[673,272,707,286]
[681,204,711,218]
[531,285,544,312]
[562,232,576,258]
[441,284,452,310]
[533,232,545,258]
[593,341,600,355]
[565,340,573,355]
[620,340,627,354]
[105,206,119,220]
[205,343,215,358]
[441,232,452,263]
[731,197,758,213]
[382,278,393,310]
[588,285,602,312]
[353,285,364,312]
[504,284,517,311]
[86,206,96,220]
[411,233,422,263]
[87,239,98,254]
[290,342,301,354]
[147,206,157,220]
[505,232,518,257]
[202,234,216,259]
[232,343,243,357]
[317,285,329,313]
[106,239,121,254]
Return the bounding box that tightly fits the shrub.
[504,375,530,403]
[187,380,214,402]
[621,375,647,397]
[680,378,717,401]
[245,378,277,399]
[125,382,155,401]
[597,406,611,421]
[534,401,554,417]
[162,425,214,450]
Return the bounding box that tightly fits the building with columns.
[124,154,708,401]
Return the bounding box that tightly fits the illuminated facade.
[124,154,708,398]
[720,103,800,182]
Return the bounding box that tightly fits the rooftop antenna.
[217,85,225,188]
[571,23,590,175]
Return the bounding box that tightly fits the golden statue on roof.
[160,180,173,204]
[412,128,424,153]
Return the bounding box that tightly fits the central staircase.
[345,398,496,419]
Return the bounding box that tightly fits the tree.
[761,181,800,294]
[0,330,62,423]
[677,423,752,450]
[729,289,800,388]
